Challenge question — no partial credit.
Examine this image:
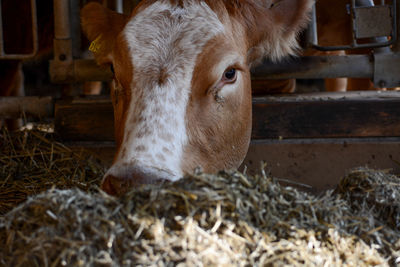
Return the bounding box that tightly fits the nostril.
[101,166,170,196]
[101,174,132,196]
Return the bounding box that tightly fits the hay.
[0,127,104,215]
[336,168,400,262]
[1,129,400,266]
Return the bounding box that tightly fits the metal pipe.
[52,55,375,83]
[351,0,358,47]
[74,59,113,82]
[355,0,375,7]
[54,0,71,39]
[0,96,54,119]
[251,55,374,80]
[394,0,400,52]
[116,0,123,13]
[0,0,4,57]
[50,0,74,82]
[306,4,318,48]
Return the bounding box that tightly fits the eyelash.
[110,64,115,75]
[222,68,237,82]
[209,67,239,103]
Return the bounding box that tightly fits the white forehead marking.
[110,0,224,180]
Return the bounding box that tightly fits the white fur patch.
[110,0,224,180]
[219,72,243,99]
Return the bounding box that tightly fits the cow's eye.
[110,64,115,74]
[223,68,237,82]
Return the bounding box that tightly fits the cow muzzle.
[101,165,170,196]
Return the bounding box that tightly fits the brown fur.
[81,0,313,195]
[110,37,134,158]
[81,2,129,64]
[183,32,252,173]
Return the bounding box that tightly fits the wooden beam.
[55,97,114,141]
[0,96,53,119]
[252,96,400,139]
[54,91,400,141]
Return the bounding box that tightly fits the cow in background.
[81,0,314,195]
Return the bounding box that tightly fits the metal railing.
[0,0,38,59]
[47,0,400,89]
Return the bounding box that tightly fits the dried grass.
[1,129,399,266]
[0,127,104,215]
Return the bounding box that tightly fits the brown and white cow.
[81,0,313,196]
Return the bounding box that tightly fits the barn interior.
[1,0,400,265]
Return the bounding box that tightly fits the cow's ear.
[243,0,314,65]
[81,2,128,64]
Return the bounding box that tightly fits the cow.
[81,0,314,196]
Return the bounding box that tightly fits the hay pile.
[0,127,104,215]
[1,129,400,266]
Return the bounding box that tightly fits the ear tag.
[89,35,102,53]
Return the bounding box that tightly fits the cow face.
[81,0,313,196]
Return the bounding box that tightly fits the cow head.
[81,0,313,196]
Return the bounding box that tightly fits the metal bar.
[0,96,54,119]
[351,0,358,47]
[70,0,81,58]
[55,55,375,83]
[53,0,73,62]
[50,59,113,83]
[305,4,318,48]
[251,55,373,80]
[392,0,399,49]
[312,39,394,51]
[74,59,113,82]
[0,0,4,56]
[61,55,374,83]
[50,0,74,83]
[0,0,39,59]
[116,0,123,13]
[356,0,375,6]
[30,0,38,57]
[49,0,394,82]
[394,0,400,51]
[54,0,71,39]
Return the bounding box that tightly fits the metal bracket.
[374,52,400,88]
[354,5,392,39]
[309,0,397,51]
[50,0,114,83]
